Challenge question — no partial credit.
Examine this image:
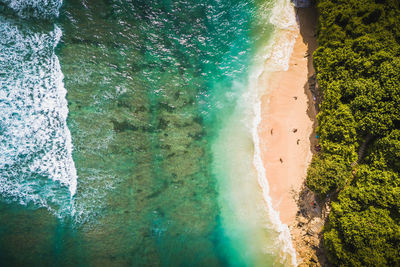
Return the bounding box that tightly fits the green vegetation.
[306,0,400,265]
[306,154,350,196]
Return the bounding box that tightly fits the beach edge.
[258,4,329,266]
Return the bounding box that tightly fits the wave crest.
[0,17,77,217]
[1,0,63,18]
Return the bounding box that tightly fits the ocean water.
[0,0,298,266]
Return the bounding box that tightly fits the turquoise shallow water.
[0,0,294,266]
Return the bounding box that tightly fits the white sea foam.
[213,0,300,264]
[247,0,299,265]
[251,100,297,266]
[0,17,77,216]
[262,0,298,72]
[270,0,298,30]
[1,0,63,18]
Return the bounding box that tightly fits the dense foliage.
[306,0,400,265]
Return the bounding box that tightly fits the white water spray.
[0,14,77,216]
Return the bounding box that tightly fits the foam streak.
[0,17,77,216]
[250,0,299,265]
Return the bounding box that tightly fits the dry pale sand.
[258,7,318,226]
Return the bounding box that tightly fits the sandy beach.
[258,6,318,231]
[256,5,327,265]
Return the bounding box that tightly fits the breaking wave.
[0,17,77,217]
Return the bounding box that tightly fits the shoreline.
[257,5,323,265]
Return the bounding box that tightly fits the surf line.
[250,0,299,265]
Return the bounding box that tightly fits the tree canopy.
[307,0,400,265]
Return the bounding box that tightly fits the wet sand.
[258,6,318,226]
